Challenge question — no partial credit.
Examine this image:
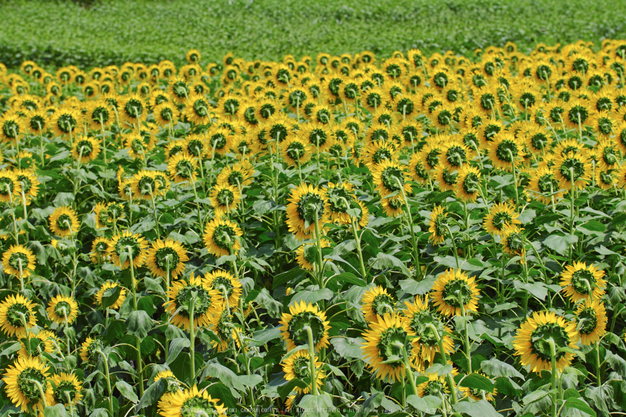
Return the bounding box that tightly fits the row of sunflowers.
[1,39,626,416]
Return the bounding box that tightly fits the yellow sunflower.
[90,237,112,264]
[146,239,188,280]
[18,329,58,359]
[157,385,227,417]
[3,356,54,414]
[163,274,223,330]
[575,299,607,345]
[204,270,242,310]
[361,312,414,383]
[417,373,448,397]
[71,136,101,163]
[48,206,80,238]
[282,349,325,394]
[167,152,197,184]
[13,169,40,204]
[0,294,37,338]
[402,295,454,370]
[46,294,79,325]
[108,231,148,269]
[203,217,243,257]
[428,205,449,245]
[50,372,83,407]
[554,151,590,191]
[130,170,160,200]
[295,239,331,271]
[527,166,566,205]
[371,159,412,198]
[431,269,480,317]
[0,170,22,203]
[455,165,482,203]
[560,261,606,302]
[79,337,103,364]
[94,281,128,310]
[209,184,242,215]
[488,133,525,171]
[483,202,521,237]
[501,224,526,259]
[513,310,578,373]
[1,244,36,279]
[215,161,254,189]
[279,300,330,352]
[285,183,331,241]
[361,286,395,323]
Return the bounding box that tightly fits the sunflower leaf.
[453,399,502,417]
[167,337,190,365]
[459,373,496,393]
[126,310,153,339]
[562,398,596,417]
[115,380,138,403]
[44,405,69,417]
[480,358,524,379]
[298,393,335,417]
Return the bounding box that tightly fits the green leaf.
[370,252,410,276]
[272,267,307,289]
[250,326,281,347]
[399,277,436,295]
[290,287,333,306]
[44,405,69,417]
[406,395,440,414]
[580,220,606,232]
[480,359,524,379]
[126,310,153,339]
[100,285,122,309]
[138,379,165,409]
[543,234,578,256]
[327,272,366,287]
[167,337,190,365]
[278,378,308,400]
[330,337,364,360]
[453,399,502,417]
[238,374,263,388]
[562,398,596,417]
[203,362,246,392]
[459,373,496,393]
[116,380,139,403]
[298,393,335,417]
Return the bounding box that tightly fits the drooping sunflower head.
[371,160,412,198]
[79,337,104,364]
[167,152,198,184]
[164,274,224,330]
[203,217,243,257]
[0,294,38,338]
[279,301,330,352]
[560,261,606,302]
[204,270,242,309]
[46,294,79,325]
[361,286,396,323]
[108,231,148,270]
[50,372,83,407]
[2,356,54,414]
[48,206,80,238]
[131,170,159,200]
[428,205,449,245]
[361,312,413,383]
[554,151,590,191]
[1,244,37,279]
[575,299,607,345]
[285,183,330,241]
[209,184,242,215]
[0,170,21,203]
[146,238,189,280]
[513,310,579,373]
[157,385,227,417]
[483,201,520,237]
[18,329,58,359]
[90,237,112,264]
[501,224,526,259]
[281,349,325,394]
[94,281,128,310]
[417,373,448,398]
[431,269,480,317]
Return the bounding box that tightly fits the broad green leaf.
[330,337,364,360]
[167,337,190,365]
[116,380,139,403]
[100,285,122,309]
[562,398,596,417]
[273,267,307,289]
[543,234,578,256]
[453,399,502,417]
[126,310,153,339]
[44,405,69,417]
[459,373,496,393]
[298,393,335,417]
[481,359,524,379]
[138,379,165,409]
[327,272,366,287]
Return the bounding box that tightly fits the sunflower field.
[1,39,626,417]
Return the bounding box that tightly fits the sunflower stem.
[189,292,196,383]
[400,344,418,397]
[97,350,114,416]
[313,212,325,289]
[396,179,422,280]
[596,340,602,386]
[506,149,519,210]
[128,248,144,398]
[460,302,472,374]
[426,323,458,405]
[445,225,460,270]
[149,186,160,240]
[548,338,558,417]
[350,217,368,281]
[27,378,48,409]
[304,325,319,396]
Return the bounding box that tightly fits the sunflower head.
[95,281,128,310]
[157,385,227,417]
[431,269,480,317]
[281,349,325,394]
[0,294,38,338]
[417,373,447,398]
[46,294,79,325]
[2,356,53,414]
[560,261,606,302]
[48,206,80,238]
[428,205,449,245]
[575,299,608,345]
[203,217,243,257]
[1,245,37,279]
[164,274,224,330]
[361,286,395,323]
[279,301,330,352]
[50,372,83,407]
[109,231,148,269]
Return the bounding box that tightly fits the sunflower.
[0,170,21,203]
[108,231,148,269]
[209,184,242,215]
[204,270,242,309]
[164,274,223,330]
[49,206,80,238]
[282,349,325,394]
[94,281,128,310]
[157,385,227,417]
[25,109,49,135]
[501,224,525,259]
[295,239,332,271]
[528,166,565,204]
[454,165,481,203]
[361,140,398,170]
[417,373,448,398]
[90,237,112,264]
[483,202,520,237]
[488,133,524,171]
[0,294,38,338]
[431,269,480,317]
[285,183,331,240]
[0,111,25,143]
[118,93,146,125]
[371,159,412,199]
[50,373,83,407]
[402,295,454,370]
[575,299,608,345]
[513,310,579,373]
[428,205,449,245]
[146,239,188,280]
[51,107,81,138]
[154,102,179,127]
[123,132,149,160]
[203,217,243,257]
[1,245,36,279]
[84,99,114,129]
[14,169,40,204]
[79,337,103,364]
[71,136,101,163]
[183,93,212,125]
[560,261,606,302]
[3,356,54,414]
[216,161,254,189]
[46,294,79,325]
[361,312,414,383]
[282,137,312,167]
[361,286,395,323]
[18,329,58,359]
[167,152,198,184]
[279,301,330,352]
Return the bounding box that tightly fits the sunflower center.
[53,380,78,404]
[175,285,213,318]
[209,133,227,150]
[409,311,442,347]
[423,379,445,396]
[366,92,382,108]
[372,294,395,317]
[372,148,393,165]
[187,140,204,157]
[327,188,352,214]
[291,355,311,380]
[570,269,596,294]
[223,99,240,116]
[193,99,209,118]
[577,307,598,335]
[7,303,30,327]
[434,214,449,238]
[212,224,237,250]
[54,301,71,319]
[530,322,570,361]
[155,247,180,271]
[445,146,466,167]
[94,241,109,254]
[9,251,29,271]
[57,114,77,133]
[216,189,235,207]
[559,157,585,182]
[441,279,473,309]
[180,396,217,417]
[212,276,234,298]
[124,99,143,118]
[131,139,145,154]
[380,167,404,193]
[115,236,142,259]
[376,326,410,364]
[138,176,157,196]
[602,146,618,165]
[506,232,524,252]
[495,140,519,163]
[92,107,110,124]
[175,159,195,179]
[437,110,453,126]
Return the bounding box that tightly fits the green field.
[2,0,626,69]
